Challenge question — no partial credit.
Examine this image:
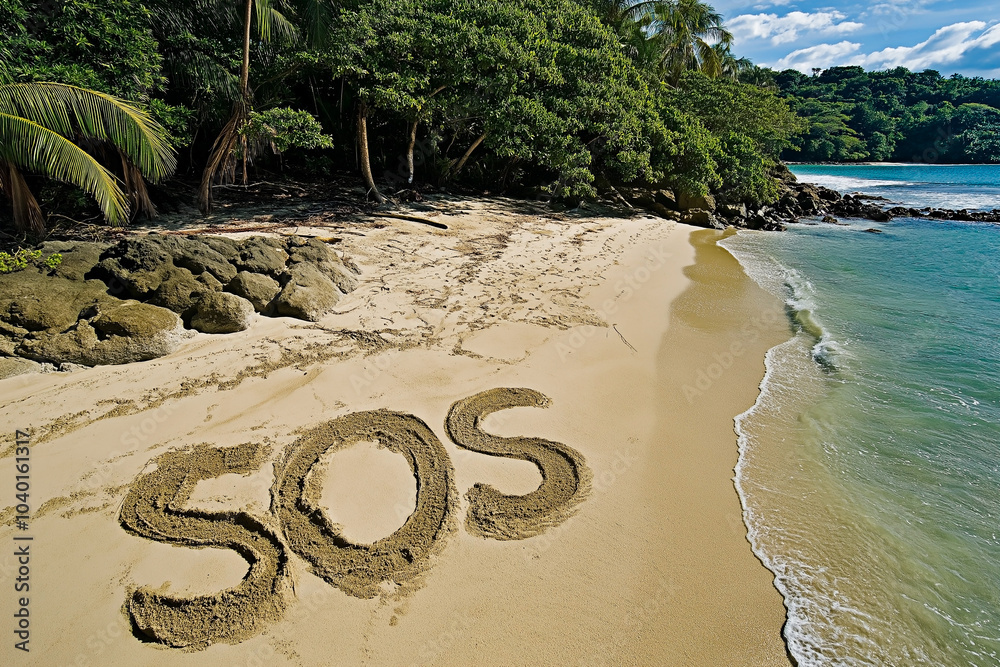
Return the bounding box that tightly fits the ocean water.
[789,163,1000,211]
[722,164,1000,666]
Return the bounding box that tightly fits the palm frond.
[0,112,130,225]
[0,83,177,183]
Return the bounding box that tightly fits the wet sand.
[0,200,790,665]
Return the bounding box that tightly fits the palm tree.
[0,82,177,234]
[197,0,295,214]
[647,0,734,84]
[590,1,735,84]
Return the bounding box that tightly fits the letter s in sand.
[446,388,591,541]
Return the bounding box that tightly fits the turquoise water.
[789,163,1000,211]
[723,164,1000,665]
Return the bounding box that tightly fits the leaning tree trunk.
[451,132,487,177]
[0,161,45,235]
[357,103,385,204]
[198,0,254,214]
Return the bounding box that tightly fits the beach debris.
[446,388,591,540]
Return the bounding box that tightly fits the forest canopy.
[1,0,998,232]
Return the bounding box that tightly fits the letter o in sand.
[276,411,458,599]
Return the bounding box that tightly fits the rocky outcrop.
[1,234,361,371]
[18,301,189,366]
[605,170,1000,232]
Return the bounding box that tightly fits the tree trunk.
[0,161,45,235]
[239,0,252,98]
[357,103,385,204]
[452,132,487,177]
[198,0,253,214]
[406,120,418,184]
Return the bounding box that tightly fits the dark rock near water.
[681,208,724,230]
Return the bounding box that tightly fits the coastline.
[1,202,790,664]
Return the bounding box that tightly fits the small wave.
[783,269,842,371]
[795,174,914,191]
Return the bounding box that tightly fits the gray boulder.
[148,266,207,316]
[678,192,717,211]
[0,357,42,380]
[274,263,340,322]
[189,292,255,334]
[198,236,241,262]
[39,241,108,281]
[18,301,189,366]
[95,236,180,298]
[287,239,358,294]
[226,272,281,313]
[681,209,724,230]
[0,271,111,332]
[172,237,238,284]
[235,237,288,275]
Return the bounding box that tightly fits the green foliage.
[0,248,61,273]
[771,66,1000,163]
[239,108,334,154]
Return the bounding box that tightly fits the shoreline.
[1,202,790,664]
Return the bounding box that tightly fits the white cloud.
[730,11,864,46]
[771,22,1000,72]
[773,41,863,71]
[857,22,1000,69]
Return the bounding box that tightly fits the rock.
[38,241,108,281]
[58,362,89,373]
[654,189,677,210]
[172,237,238,284]
[0,357,42,380]
[681,209,724,229]
[93,236,179,298]
[651,203,681,220]
[147,266,206,315]
[197,272,223,292]
[93,301,181,339]
[678,192,716,211]
[226,272,281,313]
[18,302,189,366]
[0,271,111,332]
[863,228,884,234]
[287,239,358,294]
[198,236,241,262]
[275,263,340,322]
[189,292,255,334]
[719,203,747,219]
[235,237,289,275]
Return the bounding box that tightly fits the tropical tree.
[197,0,295,214]
[0,81,176,234]
[646,0,733,84]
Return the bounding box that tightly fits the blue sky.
[710,0,1000,76]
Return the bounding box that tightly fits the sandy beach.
[0,199,790,665]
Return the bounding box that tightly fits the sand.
[0,198,790,665]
